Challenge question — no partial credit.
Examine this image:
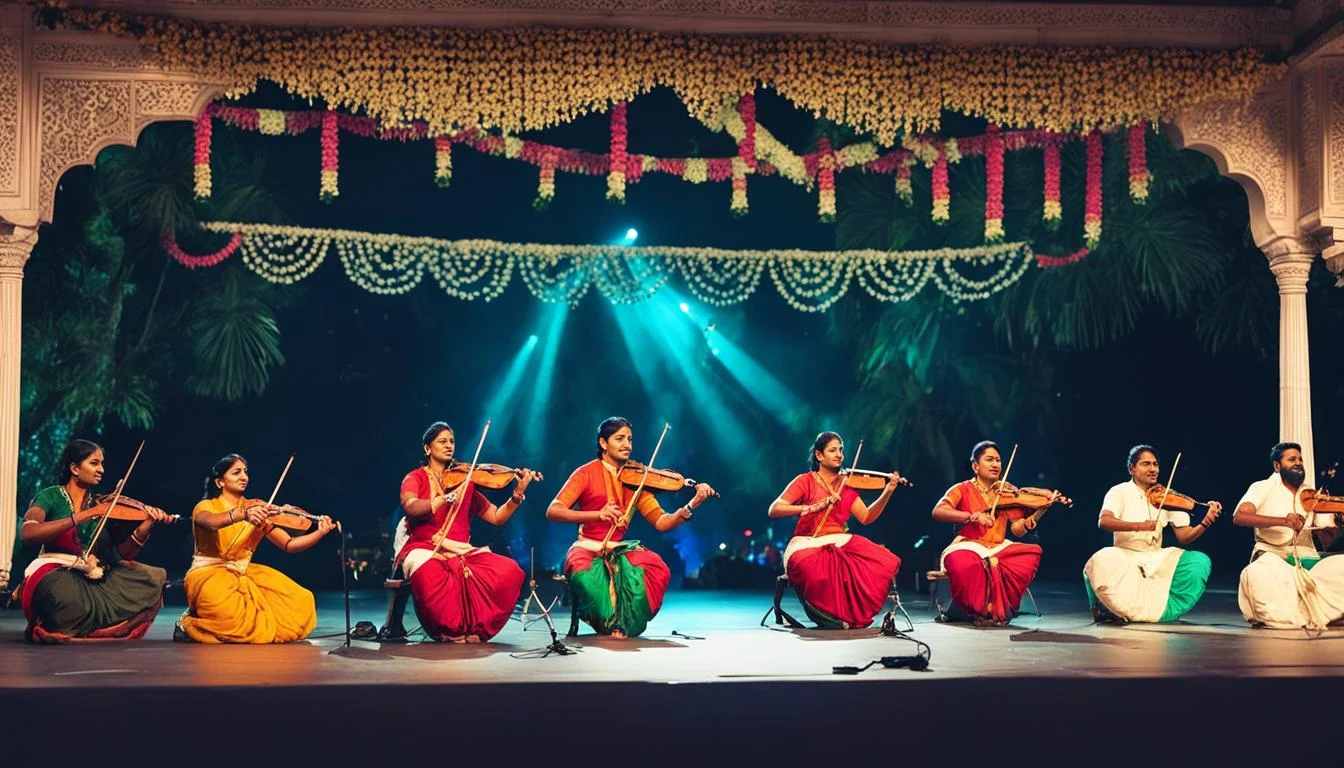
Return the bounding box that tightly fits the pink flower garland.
[193,105,214,200]
[738,93,757,170]
[1084,130,1103,247]
[1043,140,1062,230]
[1036,247,1090,269]
[607,102,628,203]
[931,146,950,224]
[816,137,836,222]
[984,125,1004,243]
[434,135,452,188]
[1128,123,1149,203]
[161,231,244,269]
[320,110,339,203]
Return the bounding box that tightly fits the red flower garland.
[738,93,757,170]
[193,104,214,200]
[1043,140,1062,230]
[1036,247,1090,269]
[1128,123,1149,203]
[162,231,244,269]
[320,110,339,202]
[895,160,913,204]
[1084,130,1103,247]
[984,125,1004,243]
[607,102,628,203]
[535,153,556,210]
[731,157,748,217]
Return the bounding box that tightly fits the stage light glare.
[711,347,720,356]
[718,543,727,551]
[528,334,538,343]
[624,228,639,242]
[678,302,690,314]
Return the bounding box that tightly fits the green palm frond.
[95,131,195,237]
[185,266,285,401]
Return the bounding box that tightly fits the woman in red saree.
[546,417,716,638]
[768,431,903,628]
[931,441,1043,626]
[19,439,174,643]
[398,422,534,643]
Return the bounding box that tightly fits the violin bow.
[78,440,146,565]
[223,452,295,558]
[987,443,1019,522]
[811,439,862,537]
[1150,452,1183,538]
[600,422,670,549]
[429,420,491,557]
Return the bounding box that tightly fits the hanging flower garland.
[730,157,749,217]
[738,93,757,171]
[434,135,453,188]
[607,102,628,203]
[1128,124,1150,203]
[1084,130,1104,248]
[535,154,557,210]
[895,158,914,205]
[320,110,339,202]
[1043,141,1062,230]
[193,106,214,201]
[931,149,950,224]
[198,221,1039,310]
[162,231,245,269]
[984,126,1005,244]
[815,137,837,223]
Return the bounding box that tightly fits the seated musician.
[1234,442,1344,629]
[546,417,715,638]
[177,454,334,643]
[931,441,1061,626]
[398,422,533,643]
[1083,445,1220,623]
[766,431,902,629]
[18,439,173,643]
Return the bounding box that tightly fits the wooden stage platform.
[2,582,1340,765]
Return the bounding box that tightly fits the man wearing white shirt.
[1234,442,1344,629]
[1084,445,1222,623]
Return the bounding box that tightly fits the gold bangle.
[130,531,147,547]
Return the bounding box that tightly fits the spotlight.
[711,347,720,357]
[624,228,639,242]
[528,334,538,343]
[718,543,727,551]
[678,302,690,314]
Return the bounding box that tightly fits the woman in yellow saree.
[177,454,335,643]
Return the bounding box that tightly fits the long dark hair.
[56,439,102,484]
[596,417,632,459]
[809,431,842,471]
[203,454,247,499]
[421,422,453,465]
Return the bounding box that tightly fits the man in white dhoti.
[1234,442,1344,629]
[1083,445,1221,623]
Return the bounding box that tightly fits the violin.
[1146,484,1215,512]
[840,468,913,491]
[440,462,543,491]
[972,482,1072,547]
[85,494,180,523]
[1300,488,1344,515]
[618,462,718,496]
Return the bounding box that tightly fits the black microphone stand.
[512,548,577,659]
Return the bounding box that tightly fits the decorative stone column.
[1266,246,1316,482]
[0,224,35,592]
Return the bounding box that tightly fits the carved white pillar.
[1267,249,1315,481]
[0,224,34,591]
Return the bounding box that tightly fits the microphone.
[880,654,930,671]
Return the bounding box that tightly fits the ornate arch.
[1166,82,1294,249]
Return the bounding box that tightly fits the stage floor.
[3,582,1341,764]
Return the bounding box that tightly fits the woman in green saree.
[19,439,175,643]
